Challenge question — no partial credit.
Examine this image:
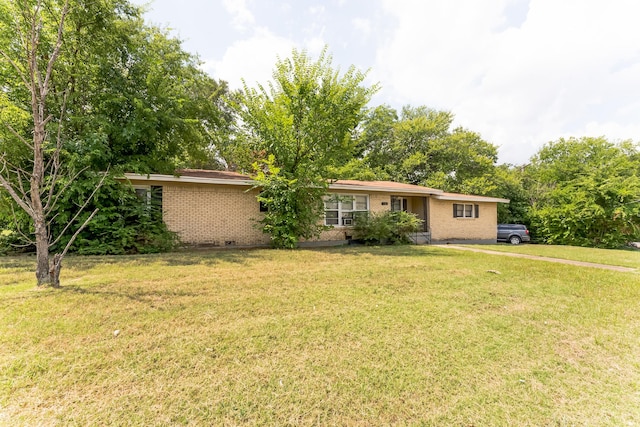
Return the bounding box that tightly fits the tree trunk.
[34,217,51,287]
[49,253,62,288]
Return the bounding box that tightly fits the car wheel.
[509,235,522,245]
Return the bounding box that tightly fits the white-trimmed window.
[134,185,152,203]
[453,203,479,218]
[133,185,163,216]
[324,194,369,226]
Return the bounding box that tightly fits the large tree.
[525,137,640,247]
[336,104,500,195]
[0,0,82,286]
[234,48,377,248]
[0,0,231,283]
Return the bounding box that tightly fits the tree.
[1,0,232,262]
[525,137,640,248]
[0,0,98,286]
[235,48,378,248]
[341,104,500,194]
[492,164,530,224]
[253,155,327,249]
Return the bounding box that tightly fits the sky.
[130,0,640,165]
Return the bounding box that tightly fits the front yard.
[471,243,640,268]
[1,246,639,425]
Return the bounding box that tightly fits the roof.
[177,169,251,180]
[433,192,510,203]
[330,180,442,196]
[122,170,509,203]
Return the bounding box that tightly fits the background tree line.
[1,0,638,277]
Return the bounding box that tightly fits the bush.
[354,211,422,245]
[253,156,328,249]
[0,229,17,255]
[0,175,179,255]
[62,182,179,255]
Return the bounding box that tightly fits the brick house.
[123,169,509,247]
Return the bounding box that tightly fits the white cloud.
[352,18,372,39]
[203,28,296,90]
[222,0,255,31]
[376,0,640,164]
[308,5,326,16]
[304,36,326,56]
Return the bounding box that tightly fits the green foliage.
[525,137,640,248]
[58,177,177,255]
[235,48,377,246]
[354,210,422,245]
[492,165,530,224]
[343,104,500,195]
[236,47,378,176]
[0,0,229,257]
[1,174,178,255]
[253,156,328,249]
[0,229,16,255]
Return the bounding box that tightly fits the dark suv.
[497,224,530,245]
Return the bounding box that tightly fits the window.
[453,203,479,218]
[134,185,151,203]
[134,185,163,217]
[324,194,369,226]
[391,196,408,212]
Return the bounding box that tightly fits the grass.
[1,246,640,425]
[469,244,640,268]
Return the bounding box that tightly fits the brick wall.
[125,179,499,245]
[428,198,498,241]
[162,182,269,246]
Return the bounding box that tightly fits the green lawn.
[470,244,640,268]
[2,246,640,425]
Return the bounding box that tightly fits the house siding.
[428,198,497,242]
[162,182,269,247]
[124,177,502,246]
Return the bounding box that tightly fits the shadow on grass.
[59,285,200,301]
[0,248,263,275]
[56,248,263,271]
[0,255,36,271]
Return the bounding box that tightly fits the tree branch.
[44,165,89,215]
[10,203,35,245]
[44,86,70,209]
[49,168,108,247]
[0,165,34,217]
[0,120,34,149]
[42,0,70,96]
[0,49,30,91]
[57,208,98,260]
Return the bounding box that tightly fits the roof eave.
[121,173,256,187]
[432,194,510,203]
[121,173,508,202]
[328,183,443,195]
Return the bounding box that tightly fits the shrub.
[354,211,422,245]
[253,156,328,249]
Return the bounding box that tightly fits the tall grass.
[1,246,639,425]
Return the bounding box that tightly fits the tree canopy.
[525,137,640,248]
[332,104,500,196]
[0,0,233,283]
[234,47,378,248]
